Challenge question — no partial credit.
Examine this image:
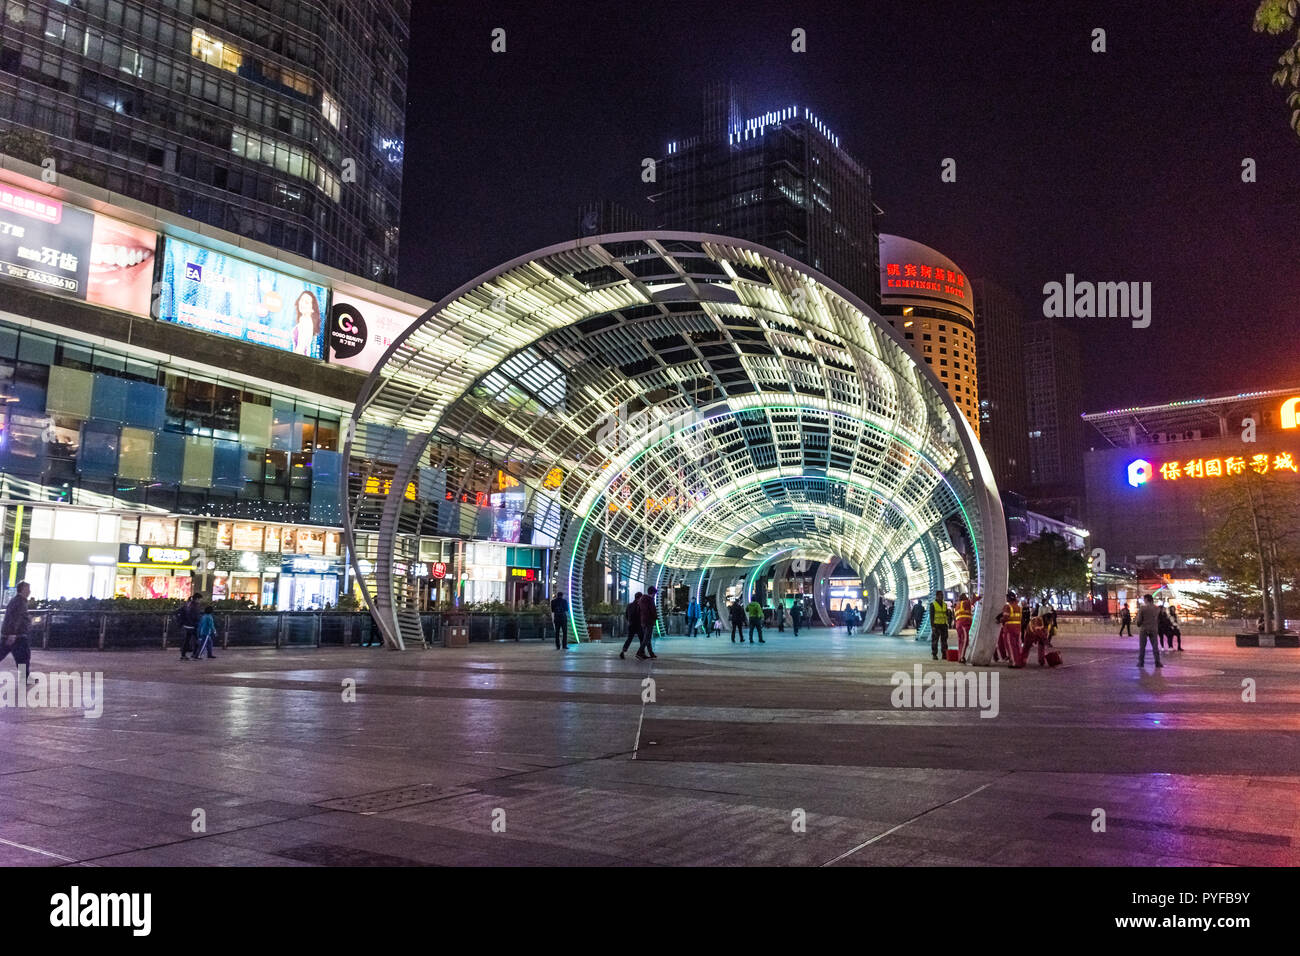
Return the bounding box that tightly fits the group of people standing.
[991,590,1059,668]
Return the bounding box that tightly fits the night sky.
[398,0,1298,413]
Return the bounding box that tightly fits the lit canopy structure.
[342,233,1007,662]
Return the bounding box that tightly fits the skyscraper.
[1024,317,1085,518]
[0,0,408,282]
[652,82,879,308]
[971,277,1030,491]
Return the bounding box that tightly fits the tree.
[1254,0,1300,137]
[1204,466,1300,631]
[1008,532,1088,605]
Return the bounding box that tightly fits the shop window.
[177,521,196,548]
[47,563,91,599]
[25,564,49,601]
[230,522,265,551]
[325,530,340,555]
[138,517,176,546]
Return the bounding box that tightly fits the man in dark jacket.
[729,599,747,642]
[620,592,643,660]
[1,581,32,681]
[637,587,659,659]
[177,594,202,660]
[550,592,570,650]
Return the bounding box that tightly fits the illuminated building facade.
[345,232,1009,660]
[876,234,979,437]
[1083,387,1300,566]
[652,82,880,309]
[0,0,408,282]
[0,154,428,607]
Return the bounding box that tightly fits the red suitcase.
[1045,650,1062,667]
[946,648,959,662]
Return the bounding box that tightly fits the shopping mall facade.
[0,155,560,610]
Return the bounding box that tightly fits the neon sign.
[1281,397,1300,429]
[883,261,966,299]
[1129,452,1298,484]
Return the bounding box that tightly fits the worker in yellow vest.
[955,592,980,663]
[997,590,1025,667]
[930,589,950,660]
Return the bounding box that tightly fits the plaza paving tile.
[0,629,1296,866]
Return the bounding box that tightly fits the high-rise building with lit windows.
[0,0,408,283]
[876,234,980,437]
[651,81,880,309]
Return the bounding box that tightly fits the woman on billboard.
[292,289,323,356]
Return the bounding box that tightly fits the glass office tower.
[0,0,408,283]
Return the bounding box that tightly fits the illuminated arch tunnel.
[342,233,1008,664]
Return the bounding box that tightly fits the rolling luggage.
[945,648,960,662]
[1045,649,1062,667]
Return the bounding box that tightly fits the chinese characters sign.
[0,181,157,314]
[1128,452,1298,486]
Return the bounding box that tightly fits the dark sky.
[397,0,1299,413]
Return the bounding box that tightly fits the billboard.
[328,288,422,372]
[157,238,328,358]
[0,180,157,314]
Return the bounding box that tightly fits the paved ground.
[0,627,1296,866]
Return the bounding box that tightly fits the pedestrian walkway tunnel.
[342,233,1008,663]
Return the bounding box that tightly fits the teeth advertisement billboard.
[328,287,422,373]
[0,180,157,315]
[156,238,328,358]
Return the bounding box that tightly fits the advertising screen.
[157,238,328,358]
[0,180,156,314]
[328,287,422,372]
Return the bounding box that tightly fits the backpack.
[173,603,188,628]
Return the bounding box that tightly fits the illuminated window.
[321,92,341,130]
[191,28,242,73]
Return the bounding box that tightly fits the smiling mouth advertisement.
[0,180,157,316]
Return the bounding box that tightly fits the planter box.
[1235,633,1300,648]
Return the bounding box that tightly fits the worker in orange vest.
[955,592,980,663]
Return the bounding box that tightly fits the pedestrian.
[551,591,570,650]
[955,592,980,663]
[930,589,950,660]
[1119,603,1133,636]
[1023,615,1050,667]
[702,600,716,637]
[196,604,218,659]
[746,596,765,643]
[176,593,202,660]
[1157,603,1173,650]
[637,587,660,659]
[729,599,746,642]
[620,592,643,660]
[685,597,700,637]
[790,599,803,636]
[0,581,33,682]
[1041,599,1056,645]
[1169,605,1183,651]
[775,601,785,632]
[1136,594,1163,669]
[997,590,1025,667]
[843,604,855,636]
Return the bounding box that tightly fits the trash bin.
[587,623,602,642]
[444,613,469,647]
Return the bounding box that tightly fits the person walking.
[551,591,570,650]
[955,592,980,663]
[637,587,660,659]
[930,589,950,661]
[746,597,765,643]
[775,601,785,633]
[0,581,33,682]
[685,597,700,638]
[1118,604,1133,637]
[1136,594,1163,669]
[620,592,643,660]
[176,593,202,660]
[196,604,218,659]
[790,599,803,636]
[729,599,746,642]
